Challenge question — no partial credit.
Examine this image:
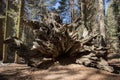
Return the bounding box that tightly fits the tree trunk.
[80,0,88,38]
[3,0,25,63]
[81,0,99,38]
[99,0,106,42]
[107,0,120,52]
[15,0,25,63]
[2,0,9,63]
[0,19,3,60]
[0,0,4,60]
[70,0,75,22]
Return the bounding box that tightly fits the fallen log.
[76,53,114,72]
[3,12,115,73]
[3,33,114,72]
[3,36,44,67]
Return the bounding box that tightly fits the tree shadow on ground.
[35,54,77,70]
[0,68,33,80]
[33,65,120,80]
[36,60,55,69]
[0,74,7,80]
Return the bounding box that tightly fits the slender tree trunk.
[99,0,105,40]
[0,19,3,60]
[0,0,4,60]
[70,0,75,22]
[3,0,9,62]
[80,0,89,38]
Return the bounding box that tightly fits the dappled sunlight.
[29,64,120,80]
[0,0,120,80]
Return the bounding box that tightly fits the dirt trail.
[0,63,120,80]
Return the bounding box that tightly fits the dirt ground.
[0,53,119,80]
[0,62,120,80]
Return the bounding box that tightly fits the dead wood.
[3,12,115,73]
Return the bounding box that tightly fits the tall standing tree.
[107,0,120,52]
[80,0,98,38]
[3,0,9,62]
[99,0,106,47]
[70,0,74,22]
[0,0,4,60]
[15,0,25,63]
[3,0,25,63]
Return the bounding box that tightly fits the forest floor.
[0,53,120,80]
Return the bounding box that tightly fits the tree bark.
[99,0,106,40]
[107,0,120,52]
[2,0,10,63]
[80,0,89,38]
[15,0,25,63]
[0,0,4,60]
[81,0,98,38]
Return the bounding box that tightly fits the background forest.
[0,0,120,74]
[0,0,120,80]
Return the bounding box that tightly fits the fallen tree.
[4,12,114,72]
